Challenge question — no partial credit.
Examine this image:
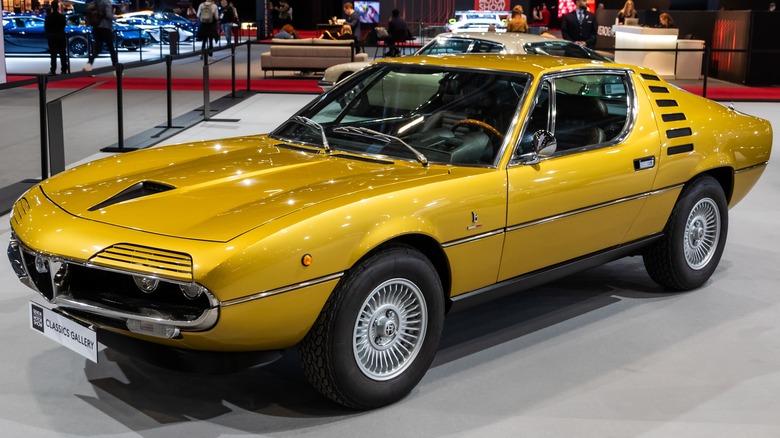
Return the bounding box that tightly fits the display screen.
[354,1,380,24]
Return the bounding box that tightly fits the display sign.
[474,0,508,11]
[29,301,98,363]
[354,1,379,23]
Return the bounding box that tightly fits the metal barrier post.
[231,44,236,98]
[166,55,174,125]
[37,75,49,179]
[702,45,711,99]
[138,28,143,62]
[246,41,252,92]
[101,64,137,152]
[203,52,210,121]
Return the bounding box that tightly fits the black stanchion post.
[166,55,174,126]
[116,63,125,149]
[139,28,143,62]
[203,57,211,121]
[246,41,252,92]
[153,55,184,133]
[159,26,163,58]
[231,44,236,98]
[101,64,137,152]
[702,45,710,99]
[37,75,49,179]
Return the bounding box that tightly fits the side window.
[518,81,551,154]
[550,73,630,151]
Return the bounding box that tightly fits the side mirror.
[518,130,557,165]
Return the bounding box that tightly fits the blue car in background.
[3,13,151,57]
[116,10,196,43]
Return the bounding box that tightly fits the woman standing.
[617,1,638,24]
[506,5,528,33]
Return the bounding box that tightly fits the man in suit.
[561,0,598,49]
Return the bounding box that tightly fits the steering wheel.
[451,119,504,142]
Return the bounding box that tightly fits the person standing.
[82,0,117,72]
[197,0,218,58]
[275,0,292,28]
[220,0,239,44]
[506,5,529,33]
[343,2,361,40]
[561,0,598,49]
[45,0,68,75]
[617,1,638,24]
[384,8,408,56]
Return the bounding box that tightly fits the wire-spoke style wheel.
[353,278,427,381]
[683,198,721,270]
[643,175,728,291]
[299,244,444,410]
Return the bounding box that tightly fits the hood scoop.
[88,181,176,211]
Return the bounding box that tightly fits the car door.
[3,18,27,52]
[499,70,661,281]
[15,17,49,53]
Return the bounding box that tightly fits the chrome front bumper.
[8,233,219,339]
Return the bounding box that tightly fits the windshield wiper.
[290,116,331,153]
[332,126,428,167]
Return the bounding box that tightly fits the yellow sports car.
[8,55,772,409]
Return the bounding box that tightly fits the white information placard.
[29,301,98,363]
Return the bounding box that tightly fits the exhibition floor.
[0,94,779,437]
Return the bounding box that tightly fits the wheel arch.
[695,166,733,203]
[352,233,453,310]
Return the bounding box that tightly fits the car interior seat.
[554,94,607,150]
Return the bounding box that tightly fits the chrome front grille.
[89,243,193,282]
[11,197,31,227]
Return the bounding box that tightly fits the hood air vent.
[89,181,176,211]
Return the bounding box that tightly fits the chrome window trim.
[509,68,638,167]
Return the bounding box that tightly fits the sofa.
[260,38,369,77]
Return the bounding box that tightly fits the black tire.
[68,36,90,58]
[299,244,445,409]
[643,175,728,291]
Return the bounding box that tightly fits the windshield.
[524,41,612,62]
[271,63,530,166]
[417,37,505,55]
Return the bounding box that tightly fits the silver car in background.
[318,32,611,90]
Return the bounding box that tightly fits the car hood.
[40,135,446,242]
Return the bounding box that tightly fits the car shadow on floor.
[74,256,683,430]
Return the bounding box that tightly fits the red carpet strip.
[8,75,322,93]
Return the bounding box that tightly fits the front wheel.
[643,175,728,291]
[299,244,444,409]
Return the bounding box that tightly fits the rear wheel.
[299,244,444,409]
[68,36,90,58]
[643,175,728,290]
